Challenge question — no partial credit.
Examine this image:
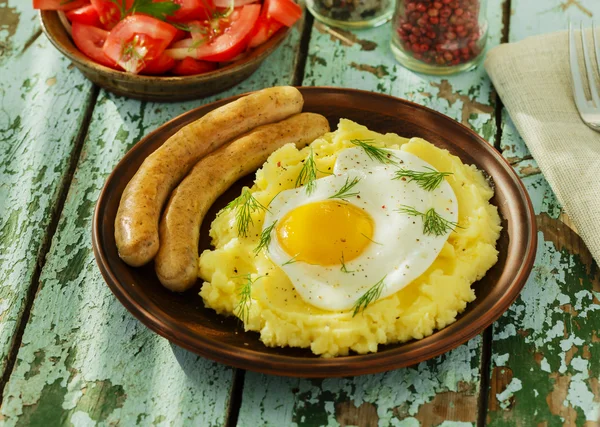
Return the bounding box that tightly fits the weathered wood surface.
[2,0,600,424]
[0,19,305,426]
[487,0,600,425]
[0,0,94,381]
[237,1,504,425]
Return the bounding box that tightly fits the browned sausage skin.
[115,87,304,266]
[155,113,330,291]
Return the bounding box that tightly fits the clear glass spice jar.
[307,0,394,29]
[391,0,488,74]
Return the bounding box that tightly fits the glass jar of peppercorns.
[391,0,488,74]
[307,0,394,29]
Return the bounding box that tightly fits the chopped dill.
[397,205,460,236]
[282,254,299,266]
[222,188,268,238]
[295,147,318,195]
[394,167,452,191]
[233,274,263,324]
[350,139,397,164]
[352,276,386,316]
[328,176,361,200]
[361,233,383,246]
[254,220,277,254]
[340,253,354,273]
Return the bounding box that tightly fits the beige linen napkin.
[485,31,600,265]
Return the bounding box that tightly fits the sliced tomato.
[66,5,102,26]
[71,22,119,68]
[248,17,282,48]
[141,52,176,74]
[166,4,260,62]
[265,0,301,27]
[90,0,134,29]
[172,57,217,75]
[165,0,214,21]
[33,0,88,10]
[103,15,177,73]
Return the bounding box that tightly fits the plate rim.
[92,86,537,377]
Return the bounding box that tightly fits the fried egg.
[262,146,458,311]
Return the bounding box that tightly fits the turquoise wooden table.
[1,0,600,425]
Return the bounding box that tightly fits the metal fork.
[569,22,600,131]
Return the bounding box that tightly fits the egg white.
[262,147,458,311]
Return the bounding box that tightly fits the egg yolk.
[276,200,375,266]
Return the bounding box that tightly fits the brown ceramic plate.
[40,10,291,102]
[93,87,536,377]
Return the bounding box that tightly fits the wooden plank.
[487,160,600,425]
[241,339,482,426]
[0,0,95,380]
[237,1,505,425]
[487,1,600,425]
[0,20,306,426]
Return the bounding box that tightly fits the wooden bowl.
[93,87,537,377]
[39,10,292,102]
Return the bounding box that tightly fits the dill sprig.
[361,233,383,246]
[254,220,277,254]
[394,167,452,191]
[223,188,268,238]
[340,253,354,273]
[282,254,299,266]
[350,139,397,165]
[397,205,460,236]
[233,274,263,324]
[352,276,387,317]
[295,147,318,195]
[329,176,361,200]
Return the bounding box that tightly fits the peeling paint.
[547,374,578,424]
[518,164,541,177]
[0,1,20,47]
[350,62,389,78]
[336,401,378,427]
[414,391,477,425]
[496,378,522,410]
[494,353,510,366]
[430,80,494,126]
[314,22,377,51]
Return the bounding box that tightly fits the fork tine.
[581,22,600,107]
[570,22,590,113]
[593,23,600,81]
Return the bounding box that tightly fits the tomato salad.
[34,0,302,76]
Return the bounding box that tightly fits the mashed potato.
[198,119,501,357]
